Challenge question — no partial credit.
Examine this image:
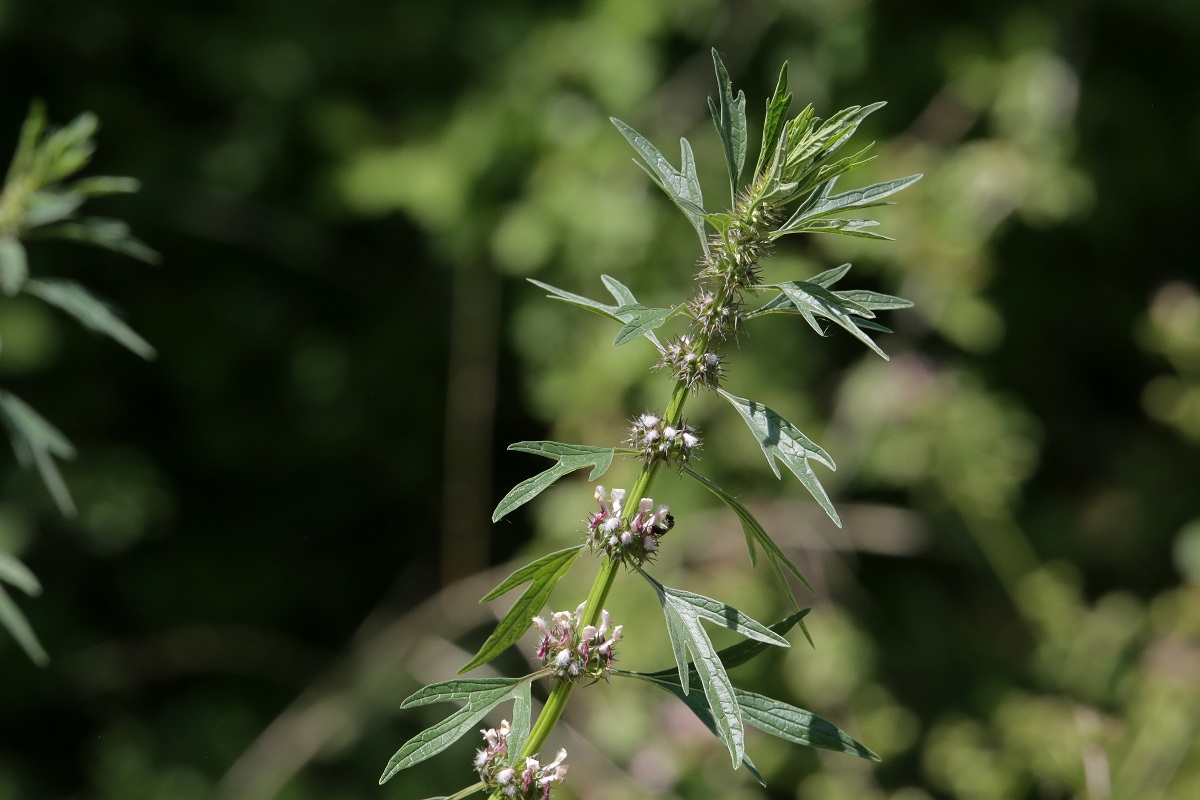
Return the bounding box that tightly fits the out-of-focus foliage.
[0,1,1198,800]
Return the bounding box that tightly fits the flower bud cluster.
[656,334,724,392]
[628,411,701,465]
[534,602,623,683]
[475,721,569,800]
[586,486,674,565]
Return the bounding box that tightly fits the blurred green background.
[1,1,1198,798]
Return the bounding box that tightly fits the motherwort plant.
[380,52,920,799]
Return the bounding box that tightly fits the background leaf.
[0,583,49,666]
[25,278,156,359]
[0,390,76,515]
[0,236,28,295]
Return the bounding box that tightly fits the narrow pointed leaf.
[660,584,791,649]
[33,217,159,264]
[717,390,841,527]
[0,583,49,666]
[755,62,792,178]
[710,49,748,201]
[402,677,526,709]
[782,174,922,232]
[811,262,853,288]
[493,442,614,521]
[630,608,811,681]
[773,281,889,360]
[658,589,744,765]
[0,390,76,515]
[380,680,525,783]
[0,554,42,597]
[737,689,880,761]
[630,675,766,785]
[640,568,773,767]
[25,279,155,359]
[0,236,29,295]
[774,217,893,241]
[530,277,665,350]
[508,680,532,762]
[610,118,708,245]
[459,546,582,673]
[613,303,683,345]
[684,467,813,596]
[837,289,913,311]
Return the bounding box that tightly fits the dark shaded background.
[1,1,1198,799]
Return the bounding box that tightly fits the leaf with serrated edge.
[773,281,889,360]
[737,689,880,761]
[0,583,48,666]
[718,390,841,527]
[684,468,813,598]
[662,585,790,649]
[26,279,155,359]
[459,546,581,674]
[710,49,748,202]
[380,680,526,783]
[493,442,614,521]
[613,303,682,346]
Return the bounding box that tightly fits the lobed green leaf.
[459,546,582,674]
[773,281,888,359]
[529,276,666,349]
[630,608,811,681]
[609,118,708,247]
[717,390,841,527]
[493,442,614,521]
[380,679,526,783]
[613,303,683,346]
[709,49,748,203]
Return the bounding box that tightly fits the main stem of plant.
[495,374,694,789]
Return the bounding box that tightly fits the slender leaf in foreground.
[0,390,76,515]
[493,441,615,522]
[459,546,582,674]
[717,390,841,527]
[381,677,528,783]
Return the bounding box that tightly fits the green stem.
[497,380,694,791]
